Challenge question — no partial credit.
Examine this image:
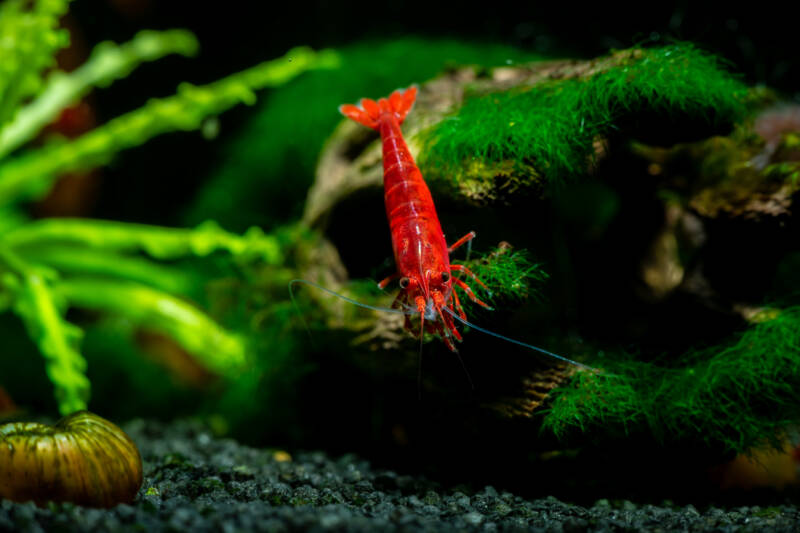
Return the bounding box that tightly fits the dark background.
[71,2,799,90]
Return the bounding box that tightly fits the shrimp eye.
[399,277,410,289]
[441,272,450,283]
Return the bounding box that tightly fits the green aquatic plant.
[542,306,800,453]
[422,43,751,185]
[0,0,336,414]
[0,0,70,132]
[0,43,338,206]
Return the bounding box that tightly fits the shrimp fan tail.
[339,85,418,130]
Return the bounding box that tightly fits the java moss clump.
[454,245,548,315]
[422,44,751,186]
[543,306,800,453]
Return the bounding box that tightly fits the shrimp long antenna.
[289,279,418,316]
[442,307,599,372]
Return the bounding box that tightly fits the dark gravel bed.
[1,418,799,532]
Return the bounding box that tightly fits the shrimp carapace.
[339,86,491,352]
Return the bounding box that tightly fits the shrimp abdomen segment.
[377,111,449,278]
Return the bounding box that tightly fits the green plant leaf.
[55,278,249,377]
[17,244,197,295]
[3,218,283,264]
[7,269,89,415]
[0,46,339,206]
[0,0,71,128]
[0,29,199,159]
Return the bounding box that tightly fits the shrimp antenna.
[442,307,599,372]
[289,279,418,316]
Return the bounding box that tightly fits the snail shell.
[0,411,143,508]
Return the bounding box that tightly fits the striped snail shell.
[0,411,143,508]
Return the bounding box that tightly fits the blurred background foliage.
[0,0,336,418]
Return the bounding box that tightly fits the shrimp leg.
[450,264,491,293]
[452,277,493,309]
[450,285,468,320]
[378,273,400,289]
[447,231,476,254]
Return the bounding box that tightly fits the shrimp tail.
[339,85,418,130]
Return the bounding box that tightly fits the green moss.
[455,245,548,315]
[184,37,537,231]
[542,306,800,453]
[422,44,751,186]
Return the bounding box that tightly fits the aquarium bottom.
[1,418,799,532]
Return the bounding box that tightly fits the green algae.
[422,44,751,186]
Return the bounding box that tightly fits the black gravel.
[1,418,799,532]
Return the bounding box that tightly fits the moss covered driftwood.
[301,42,800,458]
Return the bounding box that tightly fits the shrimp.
[339,86,489,352]
[336,87,596,372]
[291,86,593,370]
